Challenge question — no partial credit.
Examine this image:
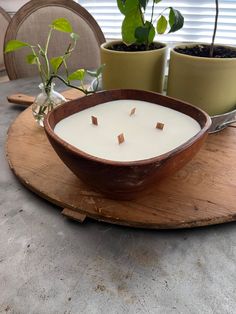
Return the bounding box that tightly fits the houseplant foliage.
[5,18,103,125]
[117,0,184,49]
[167,0,236,117]
[100,0,184,92]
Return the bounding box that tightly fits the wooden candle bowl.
[44,90,211,200]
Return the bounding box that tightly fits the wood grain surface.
[6,106,236,229]
[7,89,86,106]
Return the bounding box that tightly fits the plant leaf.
[87,64,106,78]
[157,15,168,34]
[50,56,63,73]
[135,21,155,44]
[117,0,126,15]
[26,54,37,64]
[122,8,143,45]
[154,0,162,3]
[118,0,139,15]
[70,32,79,41]
[139,0,148,10]
[135,26,148,44]
[169,8,184,33]
[5,40,29,53]
[68,69,85,81]
[147,22,155,43]
[86,70,97,78]
[50,18,73,33]
[125,0,139,15]
[96,63,105,76]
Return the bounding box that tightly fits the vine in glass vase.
[5,18,103,126]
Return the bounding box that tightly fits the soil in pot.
[175,44,236,58]
[107,42,164,52]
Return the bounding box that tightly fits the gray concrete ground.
[0,78,236,314]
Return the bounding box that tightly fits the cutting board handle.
[7,93,35,106]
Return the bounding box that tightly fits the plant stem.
[46,74,94,96]
[63,59,69,80]
[150,0,155,25]
[56,43,72,74]
[210,0,219,57]
[42,28,53,80]
[45,28,52,55]
[31,46,45,86]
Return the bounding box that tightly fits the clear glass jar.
[32,83,66,127]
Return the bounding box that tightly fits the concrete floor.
[0,78,236,314]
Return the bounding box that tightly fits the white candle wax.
[54,100,201,162]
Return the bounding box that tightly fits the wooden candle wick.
[129,107,136,116]
[118,133,125,144]
[156,122,164,130]
[91,116,98,126]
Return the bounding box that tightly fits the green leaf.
[147,23,155,43]
[157,15,168,34]
[117,0,139,15]
[70,32,79,41]
[135,21,155,45]
[169,8,184,33]
[125,0,139,15]
[50,56,63,72]
[86,70,97,78]
[154,0,162,3]
[50,18,73,33]
[68,69,85,81]
[122,9,143,45]
[26,54,37,64]
[135,26,148,44]
[117,0,126,15]
[87,64,105,78]
[139,0,148,10]
[96,63,105,77]
[5,40,29,53]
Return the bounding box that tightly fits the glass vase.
[32,83,66,127]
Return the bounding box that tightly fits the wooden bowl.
[44,89,211,200]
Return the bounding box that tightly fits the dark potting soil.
[107,42,164,52]
[175,44,236,58]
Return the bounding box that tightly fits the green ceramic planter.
[167,43,236,116]
[100,40,167,93]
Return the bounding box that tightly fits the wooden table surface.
[6,99,236,229]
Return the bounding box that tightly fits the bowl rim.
[44,89,212,167]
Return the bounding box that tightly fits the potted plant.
[5,18,102,126]
[100,0,184,92]
[167,0,236,116]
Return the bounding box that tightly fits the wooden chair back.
[4,0,105,80]
[0,7,11,71]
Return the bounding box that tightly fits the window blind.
[78,0,236,45]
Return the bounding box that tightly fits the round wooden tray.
[6,106,236,229]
